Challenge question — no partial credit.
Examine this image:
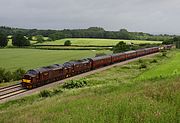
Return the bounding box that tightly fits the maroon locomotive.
[22,45,170,89]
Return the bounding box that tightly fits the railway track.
[0,83,27,100]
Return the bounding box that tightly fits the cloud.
[0,0,180,34]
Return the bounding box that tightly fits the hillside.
[0,49,179,123]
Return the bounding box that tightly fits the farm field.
[0,50,179,123]
[0,49,111,71]
[36,38,162,46]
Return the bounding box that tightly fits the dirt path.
[0,53,159,104]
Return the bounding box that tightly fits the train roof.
[35,67,50,73]
[26,68,46,75]
[64,59,90,66]
[124,50,136,54]
[111,52,125,57]
[47,64,63,69]
[26,64,64,76]
[63,62,73,67]
[89,55,111,61]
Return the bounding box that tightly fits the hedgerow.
[0,67,26,83]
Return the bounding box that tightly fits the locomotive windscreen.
[26,70,38,75]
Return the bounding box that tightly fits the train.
[21,45,172,89]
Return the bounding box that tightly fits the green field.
[137,50,180,80]
[33,46,111,50]
[0,49,111,71]
[37,38,162,46]
[0,50,179,123]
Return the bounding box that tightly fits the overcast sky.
[0,0,180,34]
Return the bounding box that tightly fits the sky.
[0,0,180,34]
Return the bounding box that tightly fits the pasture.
[0,50,179,123]
[0,49,111,71]
[37,38,162,46]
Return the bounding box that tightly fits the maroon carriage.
[111,53,126,63]
[88,55,112,69]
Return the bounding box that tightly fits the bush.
[138,59,144,63]
[0,68,26,83]
[0,68,6,83]
[63,79,88,89]
[64,40,71,46]
[162,52,167,57]
[4,71,12,82]
[0,68,12,83]
[112,41,131,53]
[39,90,51,97]
[52,88,63,95]
[139,63,147,69]
[39,88,63,98]
[150,59,158,63]
[13,68,26,81]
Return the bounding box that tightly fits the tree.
[12,33,30,47]
[28,36,33,40]
[112,41,131,53]
[64,40,71,46]
[0,33,8,47]
[87,27,105,31]
[162,39,173,45]
[173,36,180,48]
[118,29,130,39]
[35,35,44,43]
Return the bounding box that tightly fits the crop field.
[0,50,179,123]
[37,38,162,46]
[0,49,111,71]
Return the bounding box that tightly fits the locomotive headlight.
[22,79,31,83]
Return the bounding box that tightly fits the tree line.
[0,32,30,47]
[0,26,179,48]
[0,26,174,41]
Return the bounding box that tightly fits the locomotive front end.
[21,74,33,89]
[21,69,38,89]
